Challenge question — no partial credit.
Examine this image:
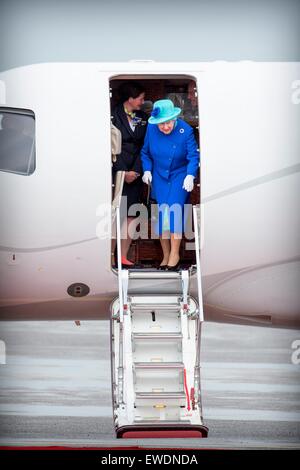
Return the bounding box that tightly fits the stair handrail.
[192,205,204,416]
[115,205,124,323]
[192,205,204,322]
[115,204,124,404]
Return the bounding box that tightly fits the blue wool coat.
[141,119,200,234]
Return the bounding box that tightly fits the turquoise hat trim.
[148,99,181,124]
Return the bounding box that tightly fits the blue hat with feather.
[148,99,181,124]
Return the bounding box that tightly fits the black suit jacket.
[112,104,148,174]
[111,104,148,211]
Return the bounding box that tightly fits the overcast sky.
[0,0,299,71]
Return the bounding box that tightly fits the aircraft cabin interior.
[109,76,200,272]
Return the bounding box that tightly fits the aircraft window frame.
[0,107,36,176]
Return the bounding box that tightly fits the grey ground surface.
[0,321,299,449]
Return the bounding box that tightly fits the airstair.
[110,205,208,438]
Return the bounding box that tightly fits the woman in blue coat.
[141,99,200,271]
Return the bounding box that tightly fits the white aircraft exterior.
[0,61,299,327]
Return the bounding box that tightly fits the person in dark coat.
[112,81,148,266]
[141,99,200,271]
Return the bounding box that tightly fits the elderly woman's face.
[158,120,175,135]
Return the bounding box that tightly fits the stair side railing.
[113,171,126,406]
[192,205,204,418]
[115,205,124,405]
[115,205,124,323]
[192,204,204,323]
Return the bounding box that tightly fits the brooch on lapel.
[179,128,184,134]
[132,116,143,127]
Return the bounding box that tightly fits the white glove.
[182,175,195,192]
[142,171,152,185]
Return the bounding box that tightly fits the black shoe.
[166,261,181,271]
[157,264,168,270]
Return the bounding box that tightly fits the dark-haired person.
[112,81,147,267]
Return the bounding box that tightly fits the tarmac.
[0,320,299,449]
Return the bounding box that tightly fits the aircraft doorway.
[109,75,201,272]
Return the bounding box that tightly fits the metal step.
[134,362,184,370]
[127,266,197,277]
[129,271,182,280]
[133,419,190,424]
[132,332,183,341]
[135,391,186,400]
[131,303,181,312]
